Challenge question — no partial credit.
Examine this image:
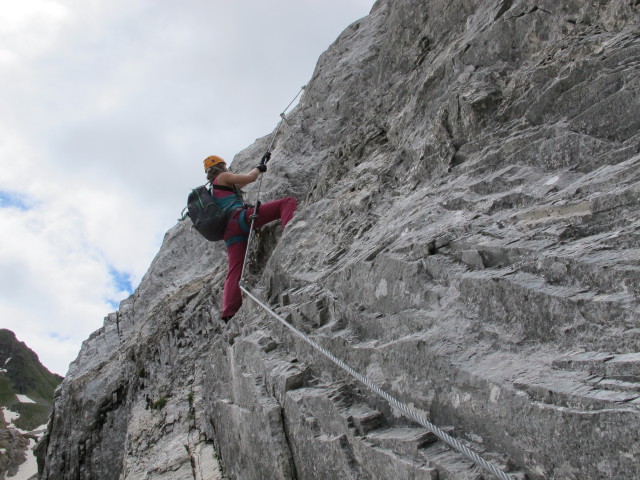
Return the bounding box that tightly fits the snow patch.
[3,407,20,424]
[4,357,12,365]
[1,408,30,434]
[7,438,38,480]
[15,395,36,404]
[0,405,48,480]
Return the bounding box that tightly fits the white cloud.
[0,0,375,376]
[0,208,118,368]
[0,0,71,63]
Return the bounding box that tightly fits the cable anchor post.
[279,112,290,126]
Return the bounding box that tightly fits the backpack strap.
[211,184,235,192]
[210,177,237,193]
[209,179,244,205]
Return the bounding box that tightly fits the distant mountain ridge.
[0,329,62,428]
[0,329,62,478]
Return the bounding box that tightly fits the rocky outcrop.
[41,0,640,479]
[0,428,30,478]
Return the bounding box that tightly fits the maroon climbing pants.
[221,197,297,319]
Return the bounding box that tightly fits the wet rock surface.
[42,1,639,479]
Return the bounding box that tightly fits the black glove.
[261,152,271,165]
[256,164,267,173]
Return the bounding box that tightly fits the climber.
[203,155,297,321]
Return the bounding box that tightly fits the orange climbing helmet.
[203,155,225,171]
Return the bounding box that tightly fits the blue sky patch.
[47,332,71,341]
[109,268,134,295]
[107,268,134,310]
[0,191,31,211]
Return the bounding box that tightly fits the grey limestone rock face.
[41,0,640,479]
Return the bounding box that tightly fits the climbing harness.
[234,85,513,480]
[239,85,306,283]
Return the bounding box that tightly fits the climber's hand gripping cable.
[251,152,270,220]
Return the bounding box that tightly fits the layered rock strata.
[41,1,640,479]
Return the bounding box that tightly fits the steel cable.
[239,284,513,480]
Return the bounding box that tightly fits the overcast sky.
[0,0,375,376]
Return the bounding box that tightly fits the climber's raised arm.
[217,167,264,189]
